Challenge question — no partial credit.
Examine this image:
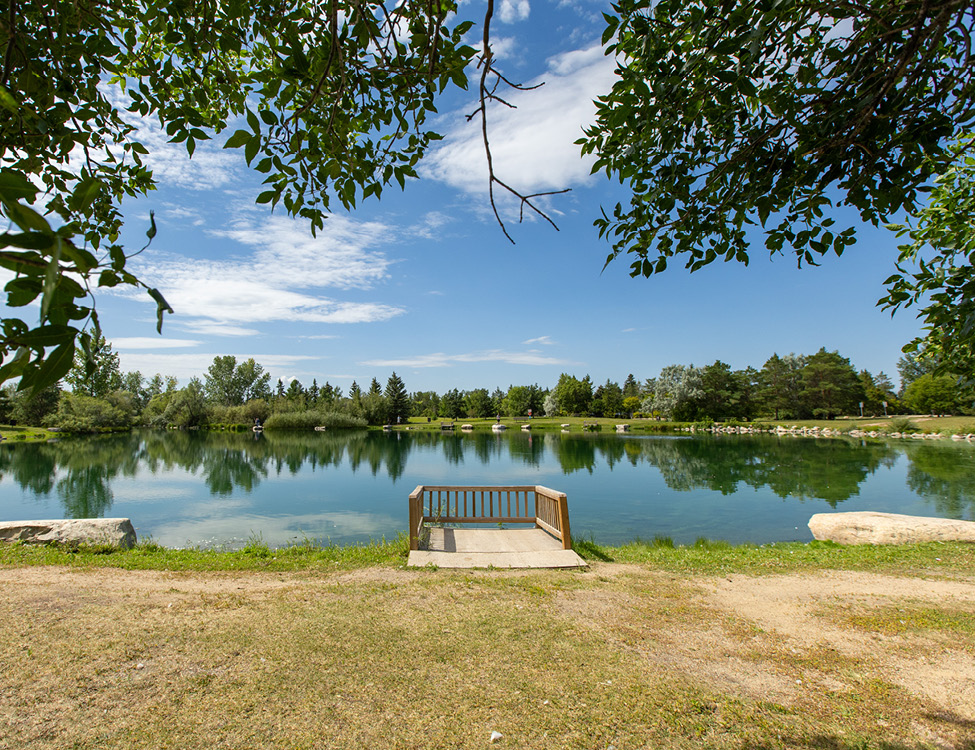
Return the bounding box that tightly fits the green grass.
[3,534,973,580]
[580,537,975,578]
[0,534,411,572]
[4,535,975,748]
[0,424,57,441]
[838,601,975,641]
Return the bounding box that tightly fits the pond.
[1,429,974,548]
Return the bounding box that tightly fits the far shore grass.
[5,414,975,439]
[378,414,975,435]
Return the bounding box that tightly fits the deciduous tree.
[580,0,975,359]
[1,0,475,391]
[65,332,122,398]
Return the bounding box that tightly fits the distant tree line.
[1,338,971,433]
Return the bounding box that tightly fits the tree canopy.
[580,0,975,366]
[6,0,975,388]
[1,0,475,391]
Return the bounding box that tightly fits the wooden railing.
[409,485,572,551]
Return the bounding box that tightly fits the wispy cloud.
[522,335,555,346]
[116,352,319,381]
[408,211,454,240]
[361,349,579,368]
[422,42,617,196]
[127,213,405,333]
[105,85,242,192]
[111,337,202,349]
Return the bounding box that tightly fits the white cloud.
[128,213,405,333]
[111,337,202,349]
[422,42,617,196]
[522,335,555,345]
[116,352,318,381]
[174,321,263,337]
[500,0,530,23]
[104,84,242,191]
[361,349,579,368]
[408,211,455,240]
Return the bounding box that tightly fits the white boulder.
[809,512,975,545]
[0,518,137,548]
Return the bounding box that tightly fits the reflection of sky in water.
[1,432,974,547]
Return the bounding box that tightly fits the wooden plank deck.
[407,527,587,569]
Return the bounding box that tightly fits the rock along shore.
[0,518,137,548]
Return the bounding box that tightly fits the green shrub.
[889,417,920,433]
[263,410,366,430]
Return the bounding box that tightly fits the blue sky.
[90,0,923,394]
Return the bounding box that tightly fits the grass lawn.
[2,539,974,749]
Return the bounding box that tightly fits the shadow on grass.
[573,537,614,562]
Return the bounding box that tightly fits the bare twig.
[473,0,569,243]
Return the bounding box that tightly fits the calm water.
[1,429,974,548]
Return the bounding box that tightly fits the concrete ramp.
[408,528,587,569]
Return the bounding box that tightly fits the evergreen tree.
[759,353,805,420]
[623,373,640,399]
[384,372,410,423]
[591,380,624,417]
[699,361,737,421]
[800,349,863,419]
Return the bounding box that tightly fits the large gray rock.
[809,511,975,545]
[0,518,137,549]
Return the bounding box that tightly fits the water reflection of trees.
[0,433,144,518]
[1,430,973,518]
[630,435,897,507]
[902,442,975,520]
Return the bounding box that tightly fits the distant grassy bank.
[6,415,975,439]
[391,414,975,436]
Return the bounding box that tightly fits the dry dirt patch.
[703,570,975,716]
[2,564,975,749]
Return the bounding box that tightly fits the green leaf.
[20,340,75,395]
[68,177,104,213]
[0,85,18,113]
[0,231,56,251]
[18,324,77,347]
[40,237,65,319]
[244,136,260,166]
[247,108,261,135]
[223,129,252,149]
[147,287,174,334]
[0,170,37,202]
[1,200,52,233]
[4,277,42,307]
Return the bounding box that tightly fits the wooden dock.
[407,485,587,569]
